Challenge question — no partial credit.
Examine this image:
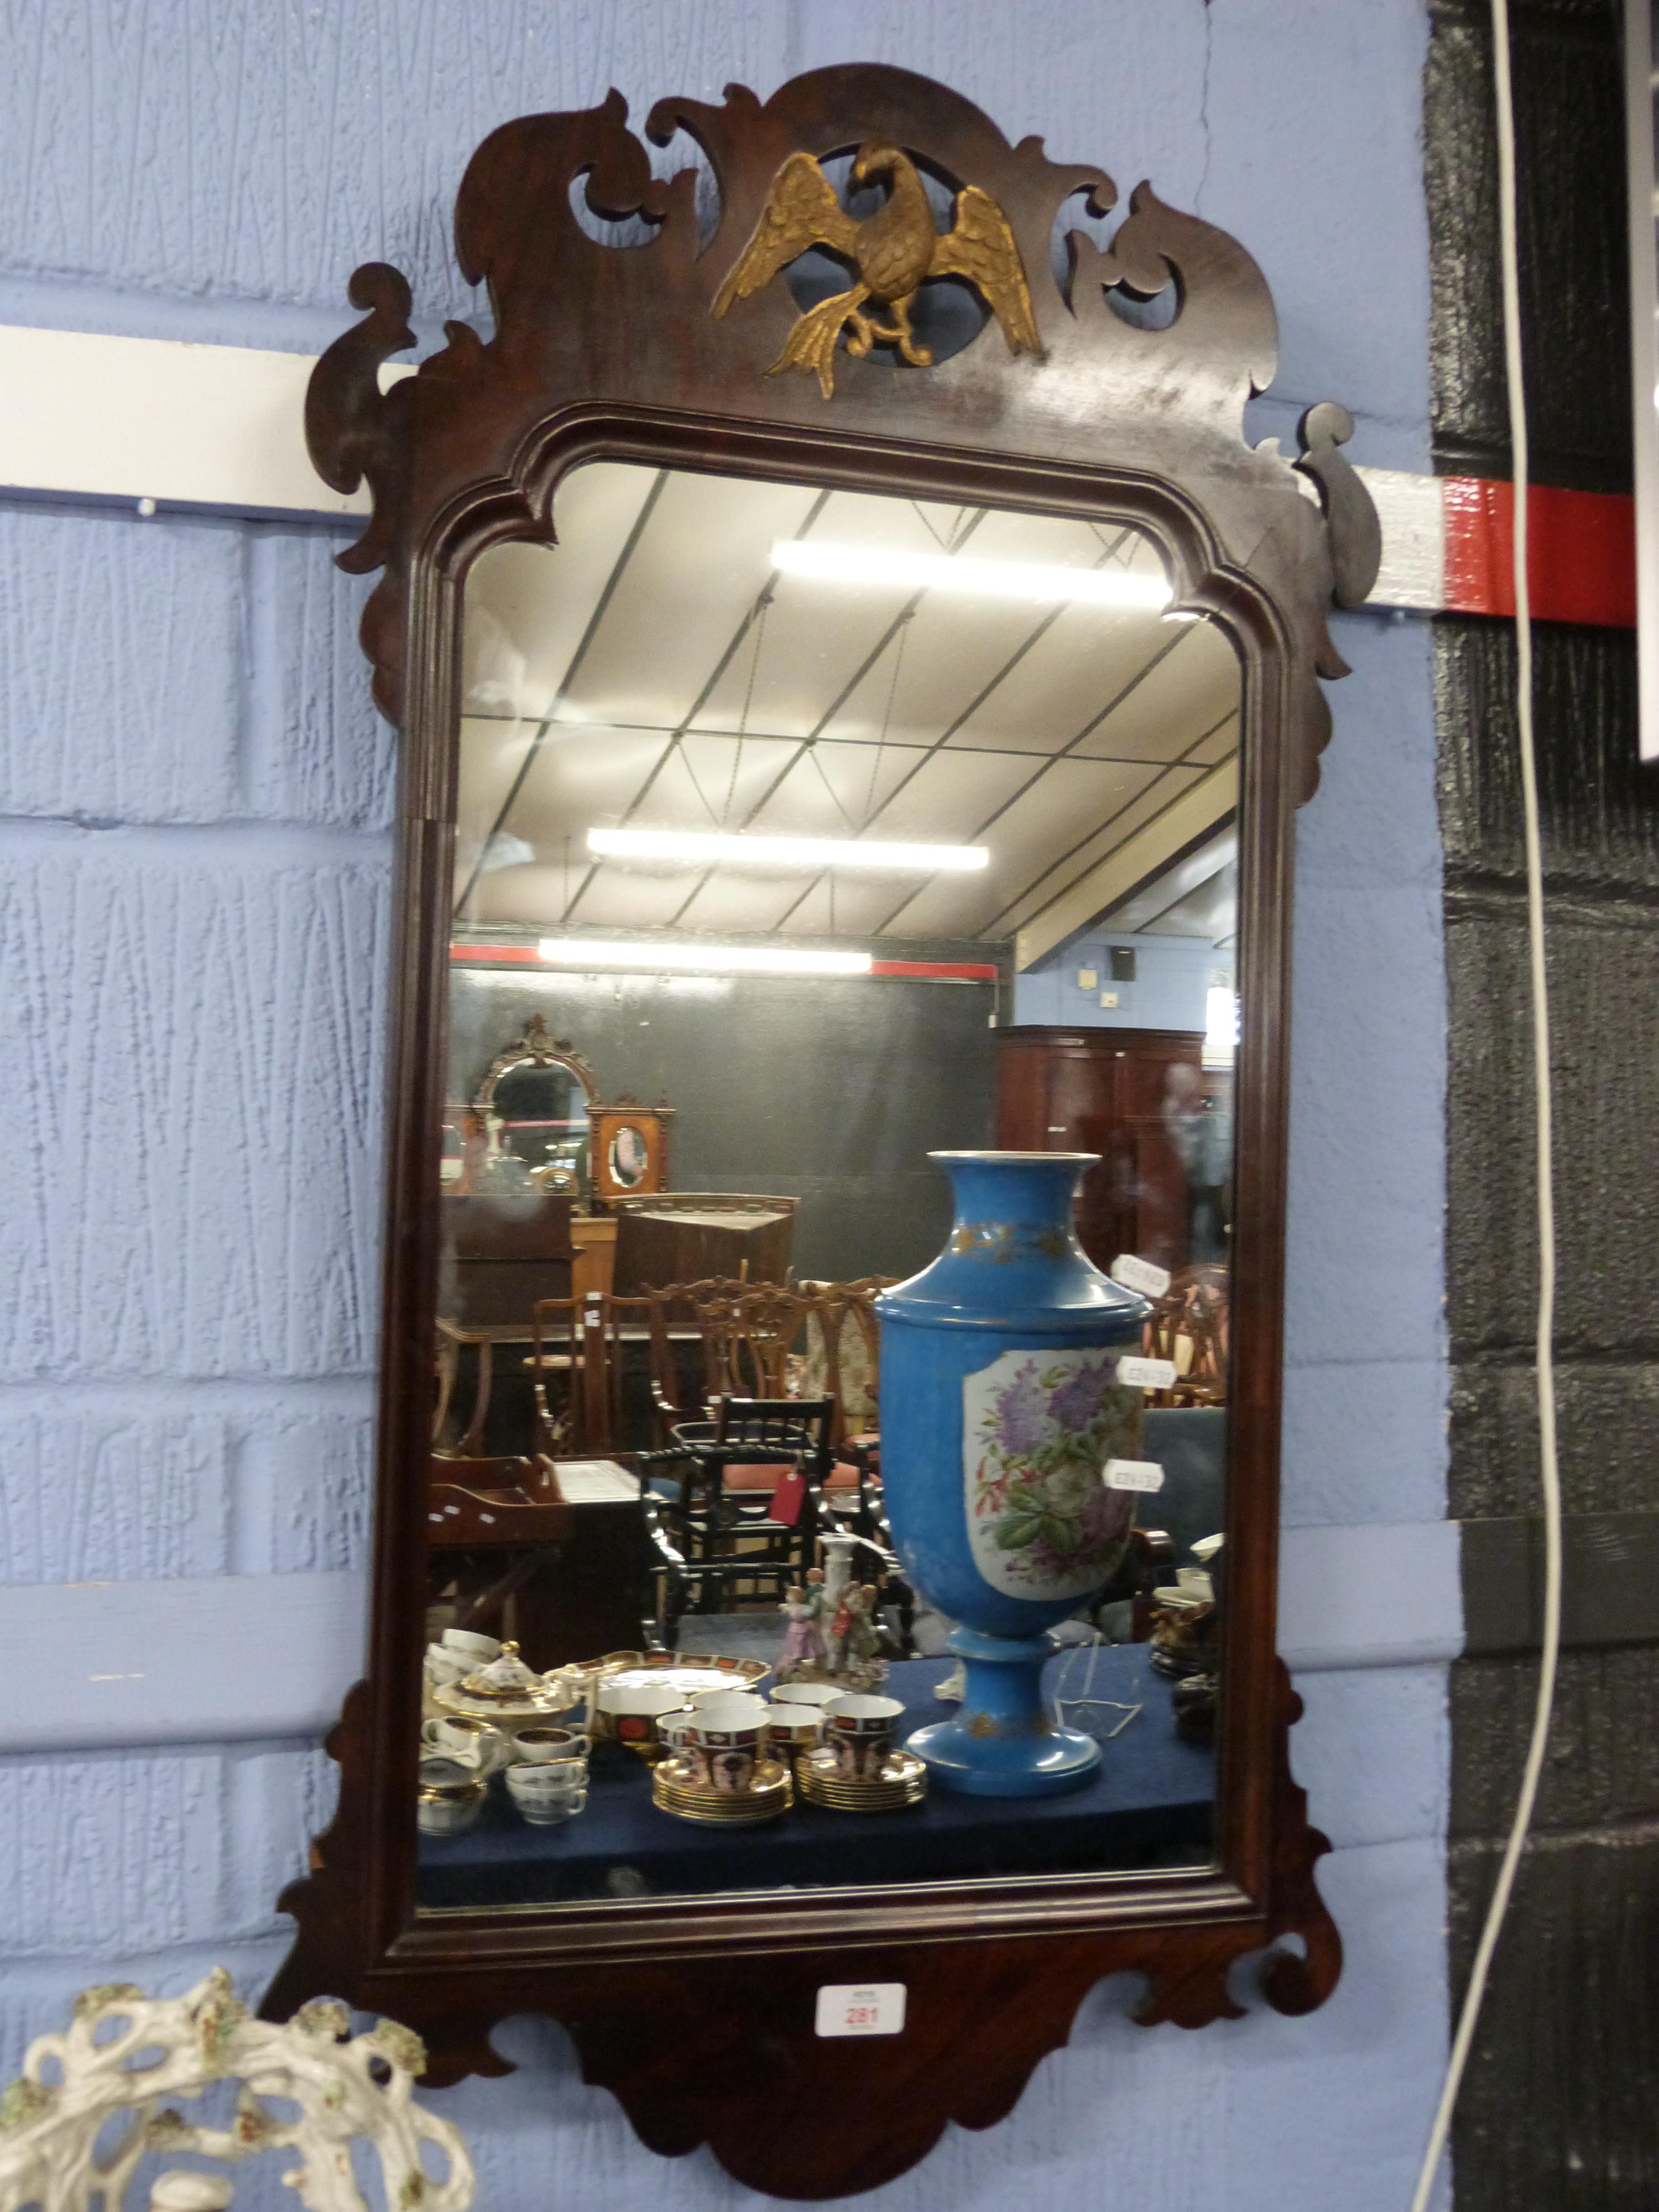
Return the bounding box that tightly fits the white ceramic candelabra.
[0,1971,473,2212]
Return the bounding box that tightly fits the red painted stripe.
[869,959,998,980]
[448,944,997,981]
[1443,477,1635,628]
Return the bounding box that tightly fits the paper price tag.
[1116,1355,1177,1390]
[770,1468,807,1526]
[815,1983,907,2038]
[1110,1253,1171,1298]
[1103,1458,1166,1493]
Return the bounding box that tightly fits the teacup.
[421,1714,510,1771]
[423,1644,473,1689]
[597,1679,693,1758]
[662,1692,769,1793]
[505,1762,588,1825]
[823,1693,906,1783]
[770,1681,841,1709]
[760,1702,823,1762]
[512,1726,589,1767]
[441,1627,501,1661]
[416,1756,487,1836]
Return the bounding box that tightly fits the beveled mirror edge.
[267,63,1376,2198]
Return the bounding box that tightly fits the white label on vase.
[816,1983,907,2037]
[1110,1253,1171,1298]
[962,1347,1142,1601]
[1115,1354,1177,1390]
[1104,1458,1166,1493]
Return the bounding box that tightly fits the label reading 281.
[815,1983,907,2038]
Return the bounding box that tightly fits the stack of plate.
[798,1746,927,1813]
[651,1755,794,1825]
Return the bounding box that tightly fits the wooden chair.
[694,1281,808,1400]
[637,1279,727,1444]
[658,1395,837,1625]
[630,1276,788,1444]
[796,1280,895,1535]
[1141,1266,1229,1406]
[529,1294,649,1457]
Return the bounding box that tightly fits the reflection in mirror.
[422,462,1240,1910]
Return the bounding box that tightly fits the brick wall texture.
[0,6,1453,2209]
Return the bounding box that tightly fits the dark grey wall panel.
[1453,1363,1659,1519]
[1444,894,1659,1369]
[1448,1824,1659,2209]
[448,966,998,1284]
[1436,624,1651,891]
[1427,0,1632,491]
[1428,0,1659,2200]
[1452,1646,1659,1834]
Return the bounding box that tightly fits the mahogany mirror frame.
[263,63,1381,2199]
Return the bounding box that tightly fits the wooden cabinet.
[993,1026,1231,1272]
[436,1193,573,1326]
[570,1214,618,1301]
[610,1194,799,1294]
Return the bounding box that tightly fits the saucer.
[434,1677,580,1725]
[598,1656,769,1695]
[651,1755,794,1825]
[798,1746,927,1812]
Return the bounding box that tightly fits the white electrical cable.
[1407,2,1564,2205]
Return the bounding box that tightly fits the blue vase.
[875,1152,1150,1797]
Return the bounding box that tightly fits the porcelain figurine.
[826,1580,886,1688]
[876,1151,1149,1796]
[776,1569,828,1680]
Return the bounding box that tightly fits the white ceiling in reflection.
[456,463,1240,946]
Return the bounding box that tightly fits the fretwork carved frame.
[268,64,1379,2200]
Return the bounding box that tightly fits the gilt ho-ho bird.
[713,143,1040,399]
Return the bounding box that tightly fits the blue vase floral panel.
[963,1347,1141,1603]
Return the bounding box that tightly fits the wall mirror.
[269,63,1379,2197]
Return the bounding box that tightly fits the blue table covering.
[417,1644,1214,1909]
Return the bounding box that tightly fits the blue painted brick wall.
[0,6,1449,2206]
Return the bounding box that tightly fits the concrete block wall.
[0,5,1452,2206]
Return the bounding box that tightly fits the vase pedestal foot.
[908,1628,1100,1798]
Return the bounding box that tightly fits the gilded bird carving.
[713,143,1040,398]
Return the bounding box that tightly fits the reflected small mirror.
[607,1125,650,1188]
[424,460,1240,1911]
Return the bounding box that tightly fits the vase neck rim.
[928,1150,1099,1166]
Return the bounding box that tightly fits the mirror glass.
[421,461,1240,1910]
[608,1126,650,1189]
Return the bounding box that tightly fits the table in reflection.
[417,1646,1214,1908]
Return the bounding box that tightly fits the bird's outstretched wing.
[713,153,859,317]
[932,187,1040,356]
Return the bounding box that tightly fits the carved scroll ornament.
[307,66,1379,797]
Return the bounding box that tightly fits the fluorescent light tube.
[586,828,988,872]
[537,938,873,977]
[771,539,1172,608]
[1202,985,1239,1065]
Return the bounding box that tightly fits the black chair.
[658,1395,836,1623]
